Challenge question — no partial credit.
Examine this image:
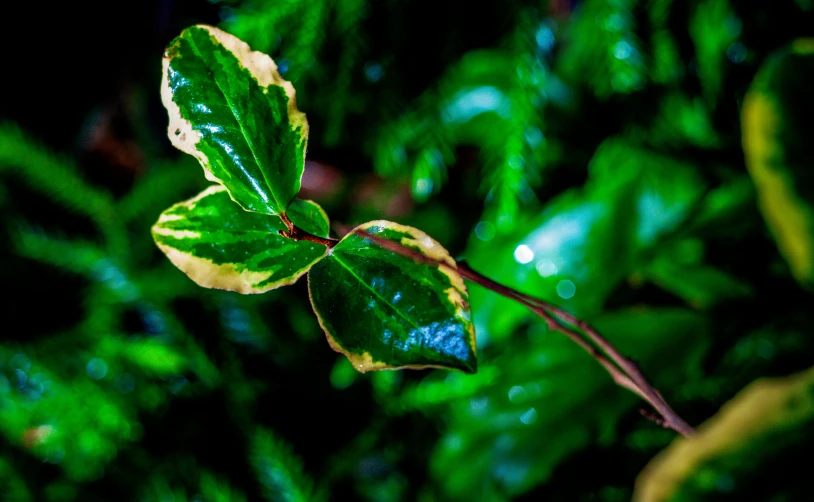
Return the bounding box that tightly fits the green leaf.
[119,338,188,377]
[427,309,708,499]
[162,25,308,215]
[742,40,814,287]
[467,139,707,341]
[634,365,814,501]
[633,93,721,149]
[690,0,740,102]
[308,221,476,373]
[643,240,752,309]
[152,185,329,294]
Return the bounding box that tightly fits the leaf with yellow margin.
[308,221,477,373]
[743,39,814,287]
[152,185,329,294]
[162,25,308,215]
[634,366,814,501]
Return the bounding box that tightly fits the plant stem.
[279,213,339,247]
[455,262,695,438]
[345,227,696,438]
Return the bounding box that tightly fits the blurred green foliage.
[1,0,814,500]
[635,365,814,501]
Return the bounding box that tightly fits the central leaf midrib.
[186,31,285,213]
[332,254,421,331]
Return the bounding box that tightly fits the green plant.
[4,2,814,499]
[154,24,695,435]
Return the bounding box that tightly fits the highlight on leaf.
[152,185,330,294]
[161,24,308,215]
[307,220,477,374]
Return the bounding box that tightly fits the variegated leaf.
[152,185,328,293]
[742,40,814,288]
[308,221,477,373]
[162,25,308,215]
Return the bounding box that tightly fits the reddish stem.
[343,227,696,437]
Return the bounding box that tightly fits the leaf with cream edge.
[152,185,329,294]
[162,25,308,215]
[742,39,814,288]
[308,221,477,373]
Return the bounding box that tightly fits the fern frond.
[0,123,115,226]
[218,0,366,144]
[12,227,108,278]
[556,0,647,98]
[251,428,326,502]
[372,10,548,230]
[199,472,248,502]
[0,123,128,260]
[321,0,366,145]
[219,0,332,81]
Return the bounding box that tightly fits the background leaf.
[634,366,814,501]
[743,40,814,288]
[426,309,708,499]
[467,139,707,343]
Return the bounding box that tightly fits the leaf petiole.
[279,213,339,248]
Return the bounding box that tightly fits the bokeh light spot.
[536,259,558,277]
[520,407,538,425]
[727,42,747,63]
[85,359,108,381]
[363,61,383,82]
[613,41,632,60]
[474,221,496,241]
[514,244,534,264]
[508,385,528,403]
[556,280,576,299]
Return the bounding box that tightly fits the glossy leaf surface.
[743,40,814,287]
[153,185,329,293]
[635,366,814,502]
[162,25,308,215]
[308,221,476,373]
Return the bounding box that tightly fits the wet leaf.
[308,221,476,373]
[152,185,329,293]
[162,25,308,215]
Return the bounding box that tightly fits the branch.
[348,227,696,438]
[279,212,339,247]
